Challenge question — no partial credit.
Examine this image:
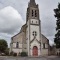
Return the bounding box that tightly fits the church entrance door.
[33,46,38,56]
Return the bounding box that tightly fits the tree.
[0,39,8,53]
[5,48,9,55]
[54,3,60,48]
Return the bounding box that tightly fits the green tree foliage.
[5,48,9,55]
[20,52,27,57]
[0,39,8,53]
[54,3,60,48]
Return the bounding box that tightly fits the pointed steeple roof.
[30,0,35,4]
[28,0,38,7]
[26,0,39,21]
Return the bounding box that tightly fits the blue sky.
[0,0,60,47]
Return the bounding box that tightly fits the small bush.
[13,53,17,56]
[5,51,9,56]
[20,52,27,57]
[10,51,14,56]
[10,52,17,56]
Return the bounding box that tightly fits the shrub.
[20,52,27,57]
[10,51,14,56]
[4,50,9,56]
[5,51,9,56]
[10,52,17,56]
[13,53,17,56]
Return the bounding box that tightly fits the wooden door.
[33,46,38,56]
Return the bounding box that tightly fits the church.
[10,0,49,56]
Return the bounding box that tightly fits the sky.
[0,0,60,47]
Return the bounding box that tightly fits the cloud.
[0,6,25,34]
[0,0,60,46]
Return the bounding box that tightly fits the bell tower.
[26,0,39,21]
[26,0,41,56]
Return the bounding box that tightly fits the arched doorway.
[33,46,38,56]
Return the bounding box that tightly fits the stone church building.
[10,0,49,56]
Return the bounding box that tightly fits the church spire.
[26,0,39,21]
[30,0,35,2]
[28,0,37,7]
[30,0,35,4]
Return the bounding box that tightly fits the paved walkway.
[0,56,60,60]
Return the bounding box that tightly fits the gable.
[41,34,49,44]
[30,36,40,44]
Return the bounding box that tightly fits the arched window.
[43,43,45,49]
[35,10,37,17]
[32,10,33,17]
[16,42,19,48]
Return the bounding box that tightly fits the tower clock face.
[32,31,37,37]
